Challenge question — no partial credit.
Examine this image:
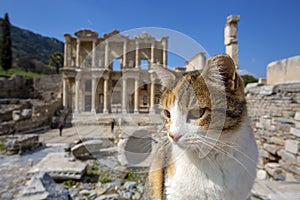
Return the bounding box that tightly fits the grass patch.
[63,179,76,187]
[252,194,264,200]
[0,67,42,79]
[86,161,100,183]
[0,144,5,152]
[99,173,112,184]
[124,168,147,184]
[82,192,90,197]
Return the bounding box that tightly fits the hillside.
[0,18,64,65]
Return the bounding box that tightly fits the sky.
[0,0,300,78]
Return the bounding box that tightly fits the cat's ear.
[151,64,180,89]
[202,54,240,91]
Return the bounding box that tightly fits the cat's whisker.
[196,135,257,165]
[195,145,219,172]
[194,138,252,176]
[186,136,251,175]
[197,134,239,148]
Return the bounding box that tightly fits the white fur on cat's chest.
[165,148,224,200]
[165,124,257,200]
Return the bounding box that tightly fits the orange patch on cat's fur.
[163,91,176,109]
[167,160,175,179]
[149,169,164,199]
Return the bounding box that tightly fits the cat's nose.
[169,133,182,142]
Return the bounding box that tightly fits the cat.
[143,54,258,200]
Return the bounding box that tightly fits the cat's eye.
[163,109,171,118]
[187,108,205,121]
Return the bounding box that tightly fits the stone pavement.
[39,125,113,146]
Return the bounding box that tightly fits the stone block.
[285,140,299,154]
[278,149,297,162]
[95,194,119,200]
[295,112,300,121]
[12,110,21,121]
[270,136,285,146]
[265,162,282,178]
[290,127,300,137]
[255,122,264,129]
[273,117,295,125]
[256,169,267,180]
[21,109,32,119]
[263,143,279,155]
[258,149,270,158]
[279,160,300,176]
[260,116,272,125]
[71,139,113,160]
[28,152,87,180]
[18,172,70,200]
[295,121,300,129]
[259,85,274,96]
[258,78,266,85]
[245,82,259,88]
[265,124,276,131]
[5,135,41,155]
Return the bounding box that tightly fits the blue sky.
[1,0,300,78]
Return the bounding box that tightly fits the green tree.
[0,13,12,71]
[241,74,258,86]
[49,52,64,74]
[16,56,36,72]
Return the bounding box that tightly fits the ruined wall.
[0,74,62,135]
[33,74,62,101]
[0,75,32,98]
[267,55,300,85]
[245,83,300,180]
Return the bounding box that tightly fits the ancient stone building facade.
[61,30,168,114]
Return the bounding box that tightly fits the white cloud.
[238,69,256,77]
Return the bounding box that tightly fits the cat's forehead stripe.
[164,91,176,108]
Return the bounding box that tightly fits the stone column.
[162,40,167,67]
[123,41,127,68]
[76,39,80,66]
[92,40,97,67]
[150,82,155,114]
[224,15,240,69]
[63,78,68,109]
[74,78,80,113]
[122,78,127,113]
[134,79,139,113]
[105,41,109,68]
[135,41,139,69]
[151,42,155,67]
[91,78,96,113]
[103,78,109,114]
[64,42,68,67]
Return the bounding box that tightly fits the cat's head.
[153,54,246,152]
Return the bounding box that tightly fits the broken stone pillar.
[224,15,240,69]
[18,172,70,200]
